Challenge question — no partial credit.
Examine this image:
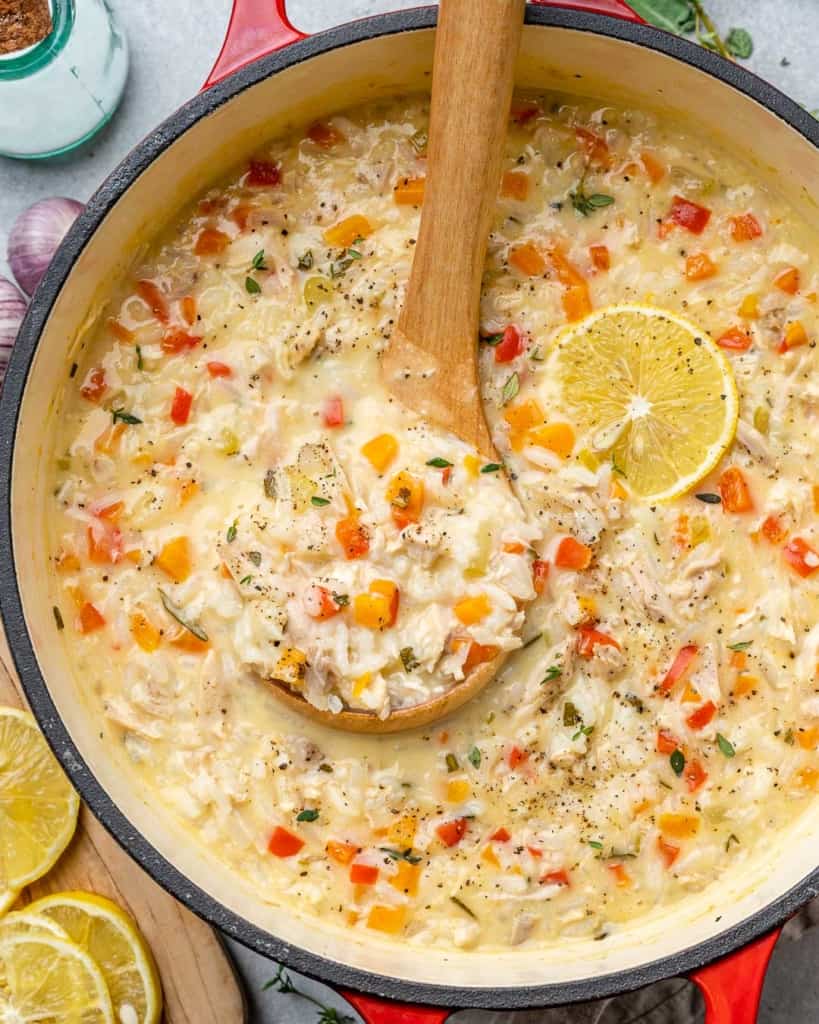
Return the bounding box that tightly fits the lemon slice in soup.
[550,304,738,501]
[0,707,80,912]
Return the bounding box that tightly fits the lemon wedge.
[30,891,162,1024]
[0,707,80,912]
[549,304,738,501]
[0,932,114,1023]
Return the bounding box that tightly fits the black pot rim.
[2,4,819,1011]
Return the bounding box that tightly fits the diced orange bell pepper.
[386,815,417,848]
[575,126,611,168]
[336,515,370,560]
[719,466,753,513]
[657,836,681,868]
[481,845,501,868]
[446,779,471,803]
[659,643,698,693]
[327,840,358,865]
[136,279,169,323]
[716,327,752,351]
[78,602,105,634]
[390,860,421,896]
[576,626,620,659]
[500,170,530,200]
[366,905,406,935]
[658,812,700,839]
[562,284,592,322]
[181,295,197,325]
[454,594,491,625]
[81,367,107,403]
[761,514,787,544]
[527,422,575,459]
[733,673,758,698]
[436,818,468,847]
[778,320,808,353]
[323,214,372,248]
[353,591,393,630]
[532,559,549,594]
[773,266,800,294]
[729,213,762,242]
[640,150,665,184]
[107,317,135,343]
[171,629,210,654]
[386,471,424,529]
[509,242,546,276]
[738,293,759,319]
[267,826,304,857]
[684,758,708,793]
[541,868,571,887]
[685,252,717,281]
[656,729,680,755]
[607,862,632,888]
[589,244,610,271]
[686,700,717,731]
[155,536,192,583]
[462,641,499,673]
[681,682,701,704]
[783,537,819,578]
[361,433,398,472]
[393,176,426,205]
[369,579,400,626]
[507,746,529,770]
[130,612,161,652]
[554,536,592,571]
[797,727,819,751]
[504,399,545,450]
[194,228,230,256]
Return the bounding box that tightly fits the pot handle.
[203,0,642,89]
[690,928,781,1024]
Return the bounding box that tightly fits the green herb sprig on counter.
[627,1,753,61]
[263,965,353,1024]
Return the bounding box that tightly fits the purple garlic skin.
[0,275,27,383]
[8,196,84,296]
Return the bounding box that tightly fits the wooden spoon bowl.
[266,0,526,733]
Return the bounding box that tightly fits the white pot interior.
[10,20,819,989]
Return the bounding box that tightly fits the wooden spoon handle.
[396,0,525,440]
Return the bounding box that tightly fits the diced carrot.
[136,280,169,323]
[657,836,681,868]
[436,818,468,847]
[494,324,525,363]
[161,329,201,354]
[303,584,343,621]
[659,644,698,693]
[170,386,193,426]
[386,471,424,529]
[607,862,632,888]
[393,176,426,205]
[307,121,346,148]
[527,422,575,459]
[130,612,161,652]
[509,241,546,276]
[554,537,592,571]
[575,126,611,168]
[366,905,406,935]
[500,170,530,200]
[684,759,708,793]
[778,320,808,353]
[532,559,549,595]
[327,840,358,865]
[454,594,491,625]
[267,826,304,857]
[686,700,717,731]
[349,863,379,885]
[719,466,753,513]
[729,213,762,242]
[761,515,787,544]
[541,868,571,887]
[738,293,759,319]
[685,252,717,281]
[155,536,192,583]
[716,327,752,351]
[783,537,819,578]
[640,150,665,184]
[589,244,610,271]
[576,626,620,659]
[656,729,679,755]
[490,827,511,842]
[361,433,398,472]
[390,860,421,896]
[323,215,372,248]
[336,515,370,560]
[194,228,230,256]
[78,602,105,634]
[80,367,106,403]
[107,317,134,343]
[773,266,800,294]
[206,361,232,378]
[658,812,700,839]
[507,746,529,770]
[246,159,281,187]
[321,394,344,427]
[462,641,499,673]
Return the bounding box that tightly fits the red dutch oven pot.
[2,3,818,1023]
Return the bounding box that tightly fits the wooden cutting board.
[0,627,247,1023]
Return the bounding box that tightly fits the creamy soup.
[49,93,818,951]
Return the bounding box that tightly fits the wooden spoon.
[268,0,526,733]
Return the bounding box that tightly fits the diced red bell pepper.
[267,826,304,857]
[307,121,346,148]
[684,759,708,793]
[80,367,106,403]
[78,602,106,634]
[659,644,698,693]
[761,515,787,544]
[554,536,592,571]
[657,836,680,868]
[656,729,680,755]
[349,863,379,885]
[589,244,610,271]
[136,279,169,323]
[321,394,345,428]
[206,361,232,378]
[489,827,511,842]
[575,126,611,168]
[540,868,571,887]
[666,195,711,234]
[303,584,343,620]
[335,516,370,560]
[716,327,752,351]
[686,700,717,731]
[494,325,525,364]
[510,101,540,125]
[170,386,193,425]
[161,330,201,355]
[532,559,549,594]
[246,159,281,187]
[576,626,620,659]
[436,818,468,847]
[783,537,819,578]
[507,746,529,770]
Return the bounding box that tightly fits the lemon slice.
[30,891,162,1024]
[549,304,738,501]
[0,707,80,912]
[0,932,114,1023]
[0,909,69,941]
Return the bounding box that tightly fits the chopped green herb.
[332,592,349,607]
[239,575,253,586]
[297,250,314,270]
[670,748,685,776]
[263,469,277,499]
[52,605,64,631]
[69,362,78,378]
[450,895,477,919]
[468,745,481,768]
[330,255,355,278]
[310,495,331,507]
[226,521,237,543]
[136,345,143,371]
[725,26,753,58]
[263,965,354,1023]
[610,454,626,477]
[296,808,319,822]
[727,640,751,651]
[628,1,753,62]
[542,665,562,683]
[347,248,362,260]
[726,832,741,850]
[571,184,615,217]
[588,840,603,850]
[245,276,261,295]
[112,408,142,425]
[248,550,262,566]
[445,753,459,773]
[784,727,795,746]
[426,457,453,468]
[695,492,721,504]
[563,701,581,727]
[716,733,735,758]
[379,847,422,864]
[251,249,267,271]
[501,372,520,405]
[482,332,504,346]
[158,589,208,642]
[400,646,420,672]
[529,345,544,362]
[318,763,333,773]
[480,463,502,474]
[572,725,594,741]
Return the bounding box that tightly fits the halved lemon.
[30,891,162,1024]
[0,707,80,913]
[0,932,114,1023]
[549,304,738,501]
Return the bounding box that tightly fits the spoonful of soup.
[262,0,530,733]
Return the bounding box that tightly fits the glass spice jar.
[0,0,128,159]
